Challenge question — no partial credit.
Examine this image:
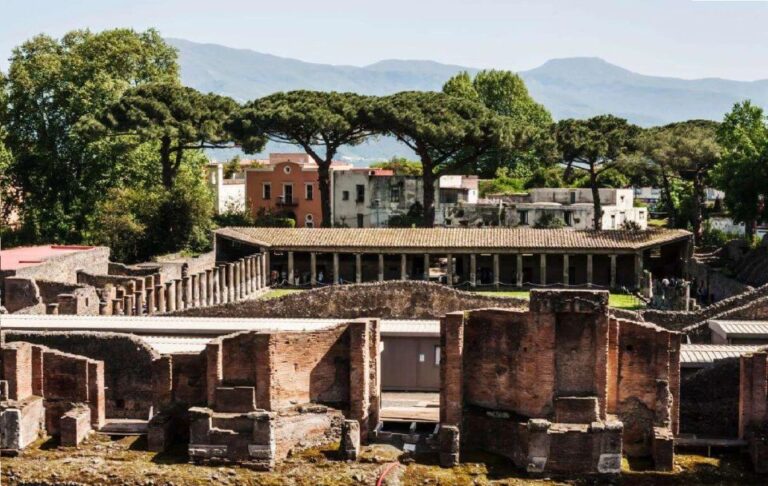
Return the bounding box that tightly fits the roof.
[0,245,96,271]
[709,320,768,338]
[216,227,691,253]
[680,344,761,367]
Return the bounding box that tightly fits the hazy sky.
[2,0,768,80]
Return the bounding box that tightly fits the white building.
[206,162,246,214]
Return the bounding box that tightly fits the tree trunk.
[692,170,706,243]
[660,169,677,227]
[421,167,436,228]
[317,161,332,227]
[589,165,602,231]
[160,136,173,189]
[746,219,756,242]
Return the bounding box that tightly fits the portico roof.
[216,227,691,254]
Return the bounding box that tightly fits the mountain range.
[168,38,768,161]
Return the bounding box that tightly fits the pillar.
[244,257,252,294]
[610,255,617,289]
[635,251,644,290]
[155,285,166,313]
[124,294,134,316]
[423,254,430,281]
[563,254,570,286]
[254,256,262,290]
[446,253,453,286]
[333,253,340,284]
[46,303,59,315]
[287,252,294,287]
[540,254,547,286]
[493,254,500,290]
[355,254,362,284]
[111,299,122,316]
[99,301,108,315]
[239,259,246,298]
[227,263,235,302]
[134,291,144,316]
[198,272,207,307]
[174,279,183,311]
[250,256,256,293]
[146,287,155,315]
[264,251,270,287]
[233,262,240,300]
[516,254,523,288]
[212,267,220,304]
[219,264,228,304]
[206,269,213,306]
[401,254,407,281]
[310,252,317,286]
[190,274,199,308]
[378,254,384,282]
[470,254,477,288]
[165,281,176,313]
[587,254,594,288]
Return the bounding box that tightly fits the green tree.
[641,120,721,240]
[227,90,371,226]
[370,156,423,176]
[715,101,768,240]
[365,91,512,226]
[554,115,640,230]
[443,69,553,177]
[479,167,526,196]
[101,82,238,188]
[3,28,178,242]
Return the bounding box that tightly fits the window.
[305,183,314,200]
[283,165,292,174]
[357,213,364,228]
[518,210,528,225]
[570,192,576,204]
[342,190,350,201]
[305,214,314,228]
[564,212,572,226]
[434,345,441,366]
[356,184,365,203]
[390,186,401,203]
[283,184,293,204]
[263,183,271,200]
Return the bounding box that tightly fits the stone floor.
[381,391,439,422]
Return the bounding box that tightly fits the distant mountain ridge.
[168,38,768,161]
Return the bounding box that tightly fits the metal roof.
[708,320,768,338]
[140,335,211,354]
[680,344,761,367]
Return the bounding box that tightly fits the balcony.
[276,195,298,207]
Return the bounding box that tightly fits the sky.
[1,0,768,80]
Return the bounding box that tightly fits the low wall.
[10,247,110,284]
[176,281,529,319]
[687,258,752,303]
[150,251,216,282]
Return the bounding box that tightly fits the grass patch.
[474,290,645,310]
[260,289,303,300]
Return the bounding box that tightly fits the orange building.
[245,153,350,228]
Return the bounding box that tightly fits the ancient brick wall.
[680,357,739,437]
[2,278,41,313]
[10,247,110,283]
[176,280,528,319]
[2,331,158,419]
[171,352,206,406]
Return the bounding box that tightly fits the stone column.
[610,255,617,289]
[155,285,166,313]
[239,259,246,298]
[446,253,453,286]
[310,252,317,286]
[355,254,362,284]
[540,254,547,286]
[264,250,271,287]
[233,262,240,300]
[333,253,340,284]
[146,287,155,315]
[249,256,256,293]
[401,254,407,281]
[174,279,183,311]
[423,254,430,281]
[441,312,465,426]
[99,301,109,315]
[112,299,123,316]
[563,254,570,286]
[182,276,192,310]
[134,291,144,316]
[287,252,294,287]
[219,264,228,304]
[493,254,500,290]
[244,257,251,294]
[165,282,176,313]
[227,263,235,302]
[205,269,213,306]
[190,274,199,308]
[198,272,207,307]
[516,254,523,288]
[212,267,220,304]
[587,254,594,288]
[124,294,134,316]
[378,254,384,282]
[47,303,59,315]
[635,251,644,290]
[470,254,477,288]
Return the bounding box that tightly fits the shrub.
[534,213,565,229]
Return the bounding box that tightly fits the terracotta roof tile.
[216,227,691,253]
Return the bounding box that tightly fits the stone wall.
[687,258,752,303]
[680,358,739,437]
[176,281,529,319]
[150,251,216,282]
[8,247,110,283]
[738,350,768,472]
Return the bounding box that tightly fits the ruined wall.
[680,358,739,437]
[150,251,216,282]
[2,331,158,419]
[10,247,110,283]
[2,278,41,313]
[176,280,528,319]
[687,258,752,303]
[171,352,206,407]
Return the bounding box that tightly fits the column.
[355,254,362,284]
[563,254,570,286]
[587,254,594,288]
[540,254,547,286]
[245,257,252,294]
[423,254,430,281]
[99,301,108,315]
[310,252,317,286]
[254,256,262,290]
[493,254,500,290]
[264,251,271,287]
[233,262,240,300]
[155,285,166,313]
[516,254,523,288]
[378,254,384,282]
[206,269,213,306]
[249,256,256,293]
[212,267,220,304]
[165,281,176,313]
[124,294,134,316]
[610,255,617,289]
[174,279,183,311]
[401,254,407,281]
[333,252,340,284]
[635,251,644,290]
[182,276,192,309]
[240,259,247,297]
[111,299,123,316]
[146,287,155,315]
[227,263,235,302]
[190,274,199,308]
[134,291,144,316]
[198,272,207,307]
[219,264,228,304]
[470,254,477,288]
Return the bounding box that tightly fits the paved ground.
[381,391,439,422]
